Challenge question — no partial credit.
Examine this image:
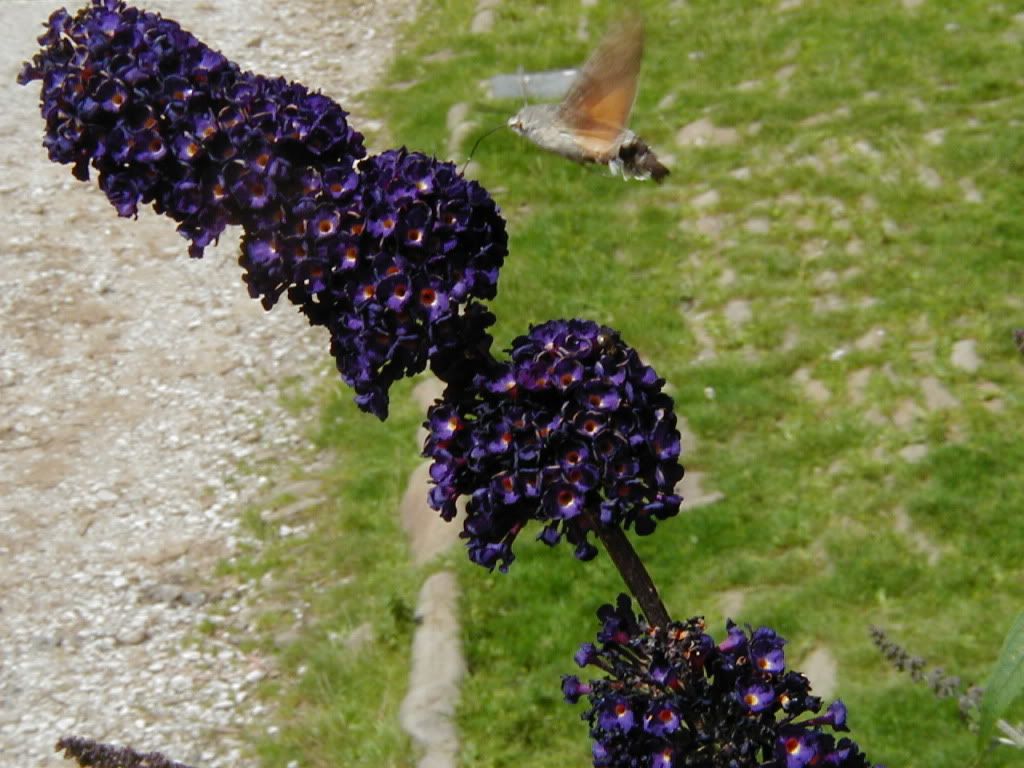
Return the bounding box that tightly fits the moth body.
[508,105,582,161]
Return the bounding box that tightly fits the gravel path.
[0,1,416,765]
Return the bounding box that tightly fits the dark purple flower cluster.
[563,596,880,768]
[292,148,507,419]
[19,1,508,419]
[423,320,684,571]
[17,0,364,260]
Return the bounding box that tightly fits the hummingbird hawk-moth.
[507,16,669,183]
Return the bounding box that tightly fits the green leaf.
[978,610,1024,752]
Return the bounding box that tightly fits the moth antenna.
[461,123,509,175]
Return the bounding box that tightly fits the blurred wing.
[557,15,644,157]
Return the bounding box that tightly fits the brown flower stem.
[585,510,672,628]
[429,340,500,390]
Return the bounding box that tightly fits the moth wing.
[557,15,644,157]
[569,123,633,159]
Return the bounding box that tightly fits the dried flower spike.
[870,625,982,721]
[55,736,195,768]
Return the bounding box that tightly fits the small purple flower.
[739,681,776,713]
[367,205,399,238]
[649,660,678,688]
[296,259,329,295]
[718,620,748,655]
[597,594,642,645]
[776,727,828,768]
[537,524,561,546]
[96,79,129,113]
[310,206,341,239]
[805,699,849,731]
[580,383,622,411]
[415,282,450,321]
[562,675,592,703]
[575,642,599,667]
[643,701,681,736]
[597,695,636,732]
[382,274,414,313]
[650,747,674,768]
[553,357,584,389]
[490,473,522,506]
[750,627,787,673]
[546,483,585,519]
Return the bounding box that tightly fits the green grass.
[225,377,425,768]
[237,1,1024,766]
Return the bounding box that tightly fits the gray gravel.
[0,1,416,765]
